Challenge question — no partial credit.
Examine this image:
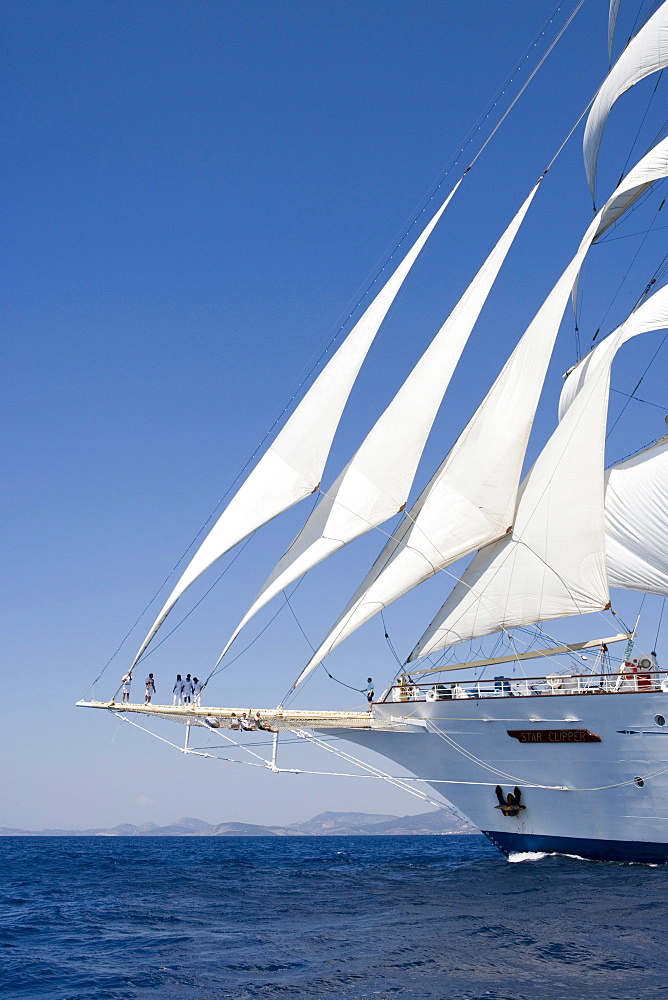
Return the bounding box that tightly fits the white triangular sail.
[130,184,458,668]
[584,0,668,199]
[293,141,668,687]
[606,435,668,595]
[410,284,668,660]
[215,184,540,661]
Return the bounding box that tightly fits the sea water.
[1,835,666,1000]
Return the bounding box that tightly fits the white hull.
[339,689,668,862]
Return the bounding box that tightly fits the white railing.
[386,668,666,703]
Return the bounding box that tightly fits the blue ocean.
[1,835,666,1000]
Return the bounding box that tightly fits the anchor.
[494,785,526,817]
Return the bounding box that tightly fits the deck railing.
[384,668,667,703]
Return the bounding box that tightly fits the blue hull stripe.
[482,830,668,864]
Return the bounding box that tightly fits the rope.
[469,0,588,173]
[423,717,668,793]
[617,71,664,186]
[610,386,668,411]
[607,330,668,439]
[654,597,666,652]
[590,196,667,346]
[111,704,668,796]
[381,611,404,668]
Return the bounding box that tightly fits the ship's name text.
[507,729,601,743]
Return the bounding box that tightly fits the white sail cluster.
[294,136,668,683]
[410,284,668,660]
[132,4,668,683]
[214,184,540,665]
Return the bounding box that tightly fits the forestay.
[130,183,458,668]
[606,436,668,595]
[214,184,540,663]
[410,283,668,659]
[583,0,668,200]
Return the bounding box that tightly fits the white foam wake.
[507,851,549,863]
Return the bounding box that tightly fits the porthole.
[655,715,666,727]
[634,776,645,788]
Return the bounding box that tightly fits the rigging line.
[597,219,668,242]
[113,712,215,758]
[610,386,668,410]
[386,0,579,229]
[419,718,668,793]
[591,195,666,341]
[115,706,668,794]
[381,611,404,668]
[469,0,588,173]
[654,598,666,651]
[302,4,579,343]
[203,594,294,686]
[282,592,365,695]
[87,531,256,696]
[134,533,256,672]
[283,591,317,654]
[423,718,564,786]
[291,730,447,808]
[108,5,585,676]
[606,329,668,438]
[607,429,668,465]
[618,70,664,183]
[191,734,347,751]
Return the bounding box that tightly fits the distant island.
[0,809,475,837]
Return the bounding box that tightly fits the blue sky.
[4,0,668,830]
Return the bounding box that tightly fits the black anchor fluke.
[495,785,526,817]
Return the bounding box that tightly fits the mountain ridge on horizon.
[0,809,475,837]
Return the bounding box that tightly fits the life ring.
[660,678,668,694]
[426,688,437,702]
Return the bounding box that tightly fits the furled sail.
[410,284,668,660]
[583,0,668,199]
[292,151,668,687]
[130,185,458,668]
[214,184,541,662]
[606,436,668,595]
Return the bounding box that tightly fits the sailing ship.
[80,1,668,863]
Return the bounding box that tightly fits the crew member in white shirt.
[121,672,132,703]
[173,674,183,706]
[145,674,156,704]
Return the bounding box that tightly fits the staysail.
[583,0,668,200]
[410,283,668,660]
[606,436,668,595]
[130,184,458,668]
[293,140,668,687]
[213,184,540,662]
